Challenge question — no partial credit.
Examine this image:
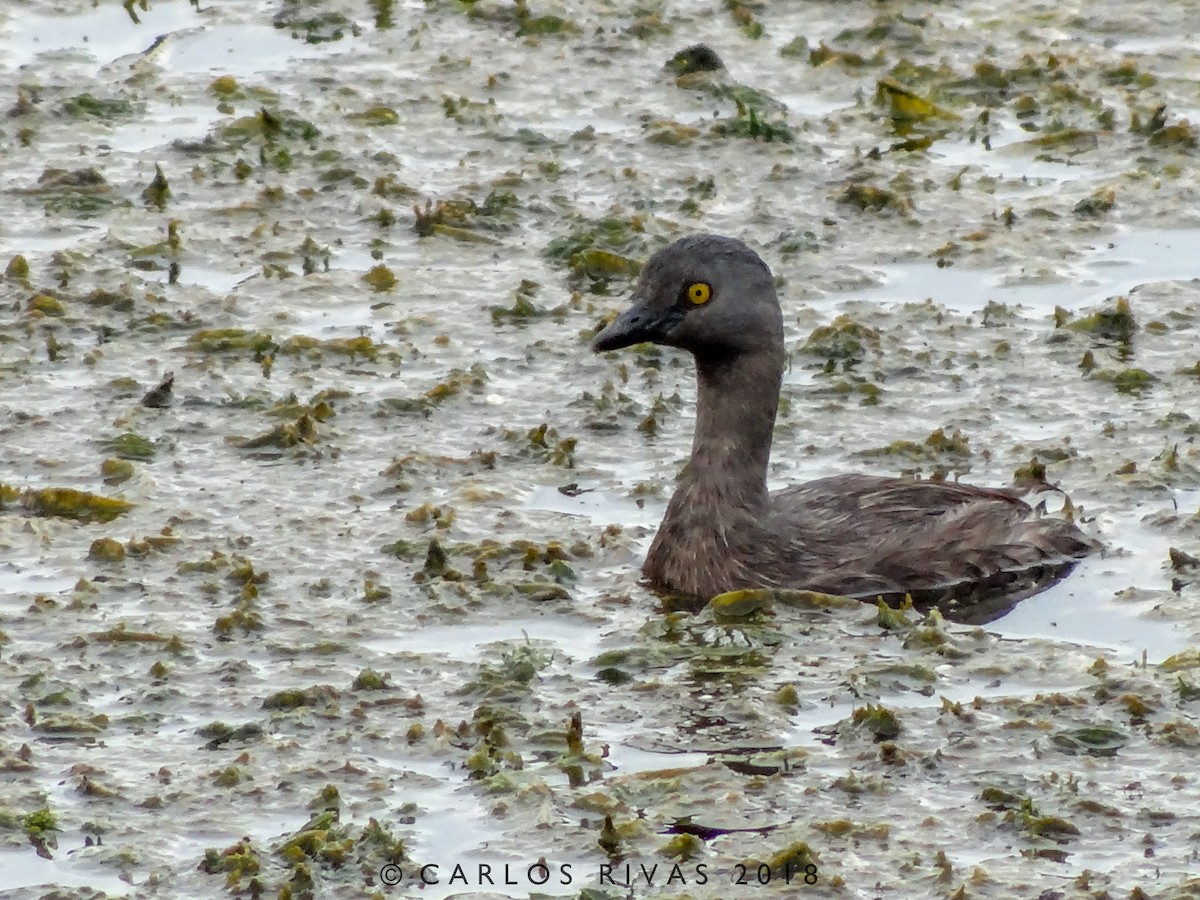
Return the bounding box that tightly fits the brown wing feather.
[764,474,1096,601]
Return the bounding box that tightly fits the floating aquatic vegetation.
[441,93,502,127]
[1024,127,1101,153]
[90,624,174,644]
[20,167,120,218]
[200,837,261,890]
[351,668,390,691]
[595,662,634,686]
[598,814,623,856]
[318,164,368,188]
[213,599,264,638]
[875,596,914,630]
[186,328,276,357]
[1170,547,1200,572]
[177,550,229,575]
[262,685,339,711]
[777,35,809,60]
[898,608,972,658]
[634,392,680,436]
[736,841,818,885]
[102,432,156,461]
[380,364,488,416]
[807,41,885,69]
[462,732,521,782]
[218,107,320,147]
[509,422,577,467]
[141,372,174,408]
[126,528,181,557]
[768,589,856,610]
[515,582,571,601]
[197,721,265,751]
[412,534,587,591]
[127,219,183,272]
[347,105,399,126]
[1161,649,1200,672]
[568,249,642,288]
[708,588,775,620]
[876,78,959,128]
[1102,58,1155,88]
[675,60,787,114]
[1012,456,1055,490]
[210,74,240,98]
[5,254,30,285]
[234,413,319,450]
[60,93,137,120]
[1176,677,1200,702]
[724,0,763,38]
[666,45,724,77]
[141,164,171,211]
[470,640,553,692]
[33,711,109,735]
[979,299,1016,326]
[712,104,793,143]
[1051,725,1127,757]
[979,784,1026,810]
[808,376,883,406]
[491,279,556,321]
[100,458,135,485]
[1023,807,1082,839]
[419,537,455,580]
[273,1,354,43]
[26,294,64,317]
[842,11,929,49]
[79,286,135,311]
[1130,102,1167,136]
[544,213,650,272]
[923,427,971,455]
[679,175,717,217]
[515,5,573,36]
[645,119,701,146]
[799,315,881,365]
[22,807,58,859]
[88,538,126,563]
[412,198,504,244]
[849,703,901,741]
[1148,119,1197,149]
[837,182,912,214]
[659,832,705,860]
[1087,366,1156,395]
[1073,186,1116,217]
[230,558,267,591]
[457,0,575,36]
[2,485,133,522]
[812,819,889,841]
[363,264,396,291]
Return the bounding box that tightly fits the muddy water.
[2,0,1200,898]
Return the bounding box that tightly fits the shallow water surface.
[3,0,1200,898]
[0,849,132,896]
[852,226,1200,314]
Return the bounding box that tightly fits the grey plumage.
[592,234,1096,623]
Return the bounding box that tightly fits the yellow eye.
[687,282,711,305]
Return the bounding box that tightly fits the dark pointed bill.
[591,297,683,352]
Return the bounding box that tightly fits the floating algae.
[2,485,133,522]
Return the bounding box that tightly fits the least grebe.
[592,234,1095,621]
